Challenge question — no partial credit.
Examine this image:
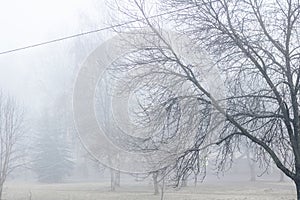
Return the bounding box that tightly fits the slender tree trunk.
[279,153,287,182]
[249,163,256,182]
[110,169,116,192]
[279,171,285,182]
[246,149,256,181]
[182,178,188,187]
[0,183,3,200]
[194,174,198,187]
[153,171,159,195]
[115,170,120,187]
[115,153,120,187]
[295,181,300,200]
[160,177,165,200]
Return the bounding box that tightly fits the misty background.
[0,1,293,200]
[0,0,111,182]
[0,0,285,182]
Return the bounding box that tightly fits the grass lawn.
[2,180,296,200]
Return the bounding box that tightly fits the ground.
[3,180,296,200]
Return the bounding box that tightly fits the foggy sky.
[0,0,108,115]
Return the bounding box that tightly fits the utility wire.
[0,6,194,56]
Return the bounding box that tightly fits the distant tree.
[246,148,256,182]
[33,111,74,183]
[152,171,160,195]
[0,93,25,199]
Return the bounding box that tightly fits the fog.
[0,0,296,200]
[0,0,105,102]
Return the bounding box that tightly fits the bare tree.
[149,170,168,199]
[0,93,25,199]
[106,0,300,199]
[246,148,256,182]
[152,171,160,195]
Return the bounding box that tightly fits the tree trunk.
[153,171,159,195]
[249,163,256,182]
[295,181,300,200]
[110,169,116,192]
[160,177,165,200]
[115,170,120,187]
[181,179,187,187]
[0,184,3,200]
[181,176,187,187]
[280,153,287,182]
[279,171,285,182]
[246,149,256,181]
[194,174,198,187]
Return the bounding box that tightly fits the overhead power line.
[0,6,195,56]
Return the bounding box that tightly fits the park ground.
[2,180,296,200]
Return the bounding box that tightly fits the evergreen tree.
[33,111,74,183]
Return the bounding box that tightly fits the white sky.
[0,0,87,51]
[0,0,107,112]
